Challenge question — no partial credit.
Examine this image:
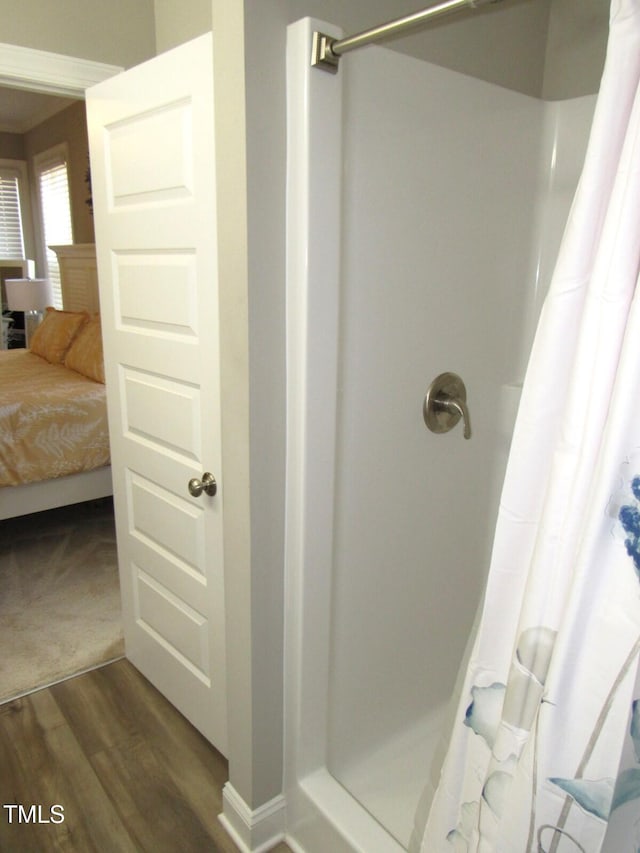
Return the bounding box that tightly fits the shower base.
[330,702,448,848]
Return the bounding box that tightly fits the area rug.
[0,497,124,703]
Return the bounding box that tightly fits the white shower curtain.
[413,1,640,851]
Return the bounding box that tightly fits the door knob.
[423,372,471,439]
[188,472,217,497]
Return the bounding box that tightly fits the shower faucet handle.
[437,395,471,440]
[423,372,471,439]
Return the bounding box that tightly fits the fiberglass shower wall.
[285,17,596,853]
[328,47,543,846]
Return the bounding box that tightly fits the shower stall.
[284,14,597,852]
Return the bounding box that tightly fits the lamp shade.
[5,278,53,312]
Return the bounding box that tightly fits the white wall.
[327,39,544,801]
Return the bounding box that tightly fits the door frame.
[0,41,122,98]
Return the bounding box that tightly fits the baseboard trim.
[219,783,286,853]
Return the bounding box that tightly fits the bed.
[0,300,111,520]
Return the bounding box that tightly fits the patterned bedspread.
[0,350,110,487]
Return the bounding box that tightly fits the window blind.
[38,157,73,309]
[0,169,25,259]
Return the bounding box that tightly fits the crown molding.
[0,42,122,98]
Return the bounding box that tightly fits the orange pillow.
[64,314,105,383]
[30,307,89,364]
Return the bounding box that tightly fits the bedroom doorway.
[0,44,123,702]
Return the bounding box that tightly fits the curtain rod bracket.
[311,0,506,74]
[311,31,340,74]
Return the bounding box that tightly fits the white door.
[86,33,227,754]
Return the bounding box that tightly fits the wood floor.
[0,659,290,853]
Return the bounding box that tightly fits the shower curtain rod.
[311,0,505,73]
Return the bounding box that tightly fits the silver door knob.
[423,372,471,439]
[188,472,217,497]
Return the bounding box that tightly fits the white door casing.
[86,33,227,754]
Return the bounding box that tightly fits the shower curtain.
[412,1,640,851]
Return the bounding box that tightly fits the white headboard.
[50,244,99,313]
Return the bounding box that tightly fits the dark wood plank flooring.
[0,659,289,853]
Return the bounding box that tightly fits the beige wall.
[154,0,212,54]
[209,0,255,810]
[0,0,155,69]
[543,0,609,99]
[0,1,156,277]
[0,132,25,160]
[0,104,93,277]
[25,102,95,249]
